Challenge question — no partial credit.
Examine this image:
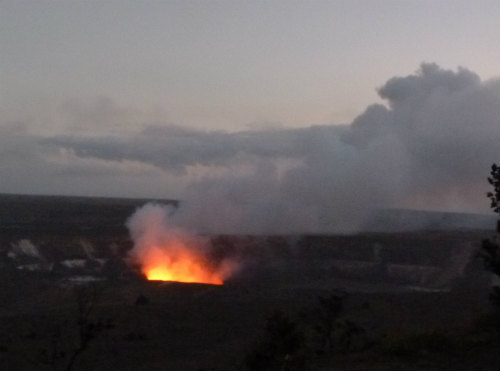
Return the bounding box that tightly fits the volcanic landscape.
[0,193,498,370]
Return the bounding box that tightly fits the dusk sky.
[1,1,499,232]
[2,1,498,131]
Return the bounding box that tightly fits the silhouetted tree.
[314,293,345,354]
[245,310,306,371]
[64,284,114,371]
[337,319,365,353]
[481,163,500,306]
[479,163,500,371]
[39,284,114,371]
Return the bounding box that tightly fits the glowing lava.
[141,245,224,285]
[126,203,236,286]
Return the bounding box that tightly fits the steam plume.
[39,63,500,233]
[126,203,237,283]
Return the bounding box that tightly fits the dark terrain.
[0,194,498,370]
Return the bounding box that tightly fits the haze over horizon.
[1,1,499,232]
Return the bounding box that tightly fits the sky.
[1,0,499,232]
[2,0,499,131]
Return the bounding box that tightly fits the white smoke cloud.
[126,203,237,282]
[171,64,500,233]
[2,63,499,233]
[126,202,198,260]
[9,239,43,260]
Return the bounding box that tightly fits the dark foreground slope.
[0,194,498,370]
[0,272,498,370]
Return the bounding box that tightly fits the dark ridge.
[363,208,496,232]
[0,193,178,235]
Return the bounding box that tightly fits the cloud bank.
[2,64,499,233]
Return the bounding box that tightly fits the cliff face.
[0,194,493,291]
[215,233,489,290]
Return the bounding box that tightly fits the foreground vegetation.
[0,273,498,370]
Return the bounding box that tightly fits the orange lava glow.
[141,245,224,285]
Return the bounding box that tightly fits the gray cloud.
[0,123,181,198]
[176,64,499,232]
[46,124,310,174]
[3,63,499,232]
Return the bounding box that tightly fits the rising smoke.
[173,64,500,233]
[126,203,237,282]
[37,64,500,232]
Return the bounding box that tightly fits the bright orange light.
[141,245,224,285]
